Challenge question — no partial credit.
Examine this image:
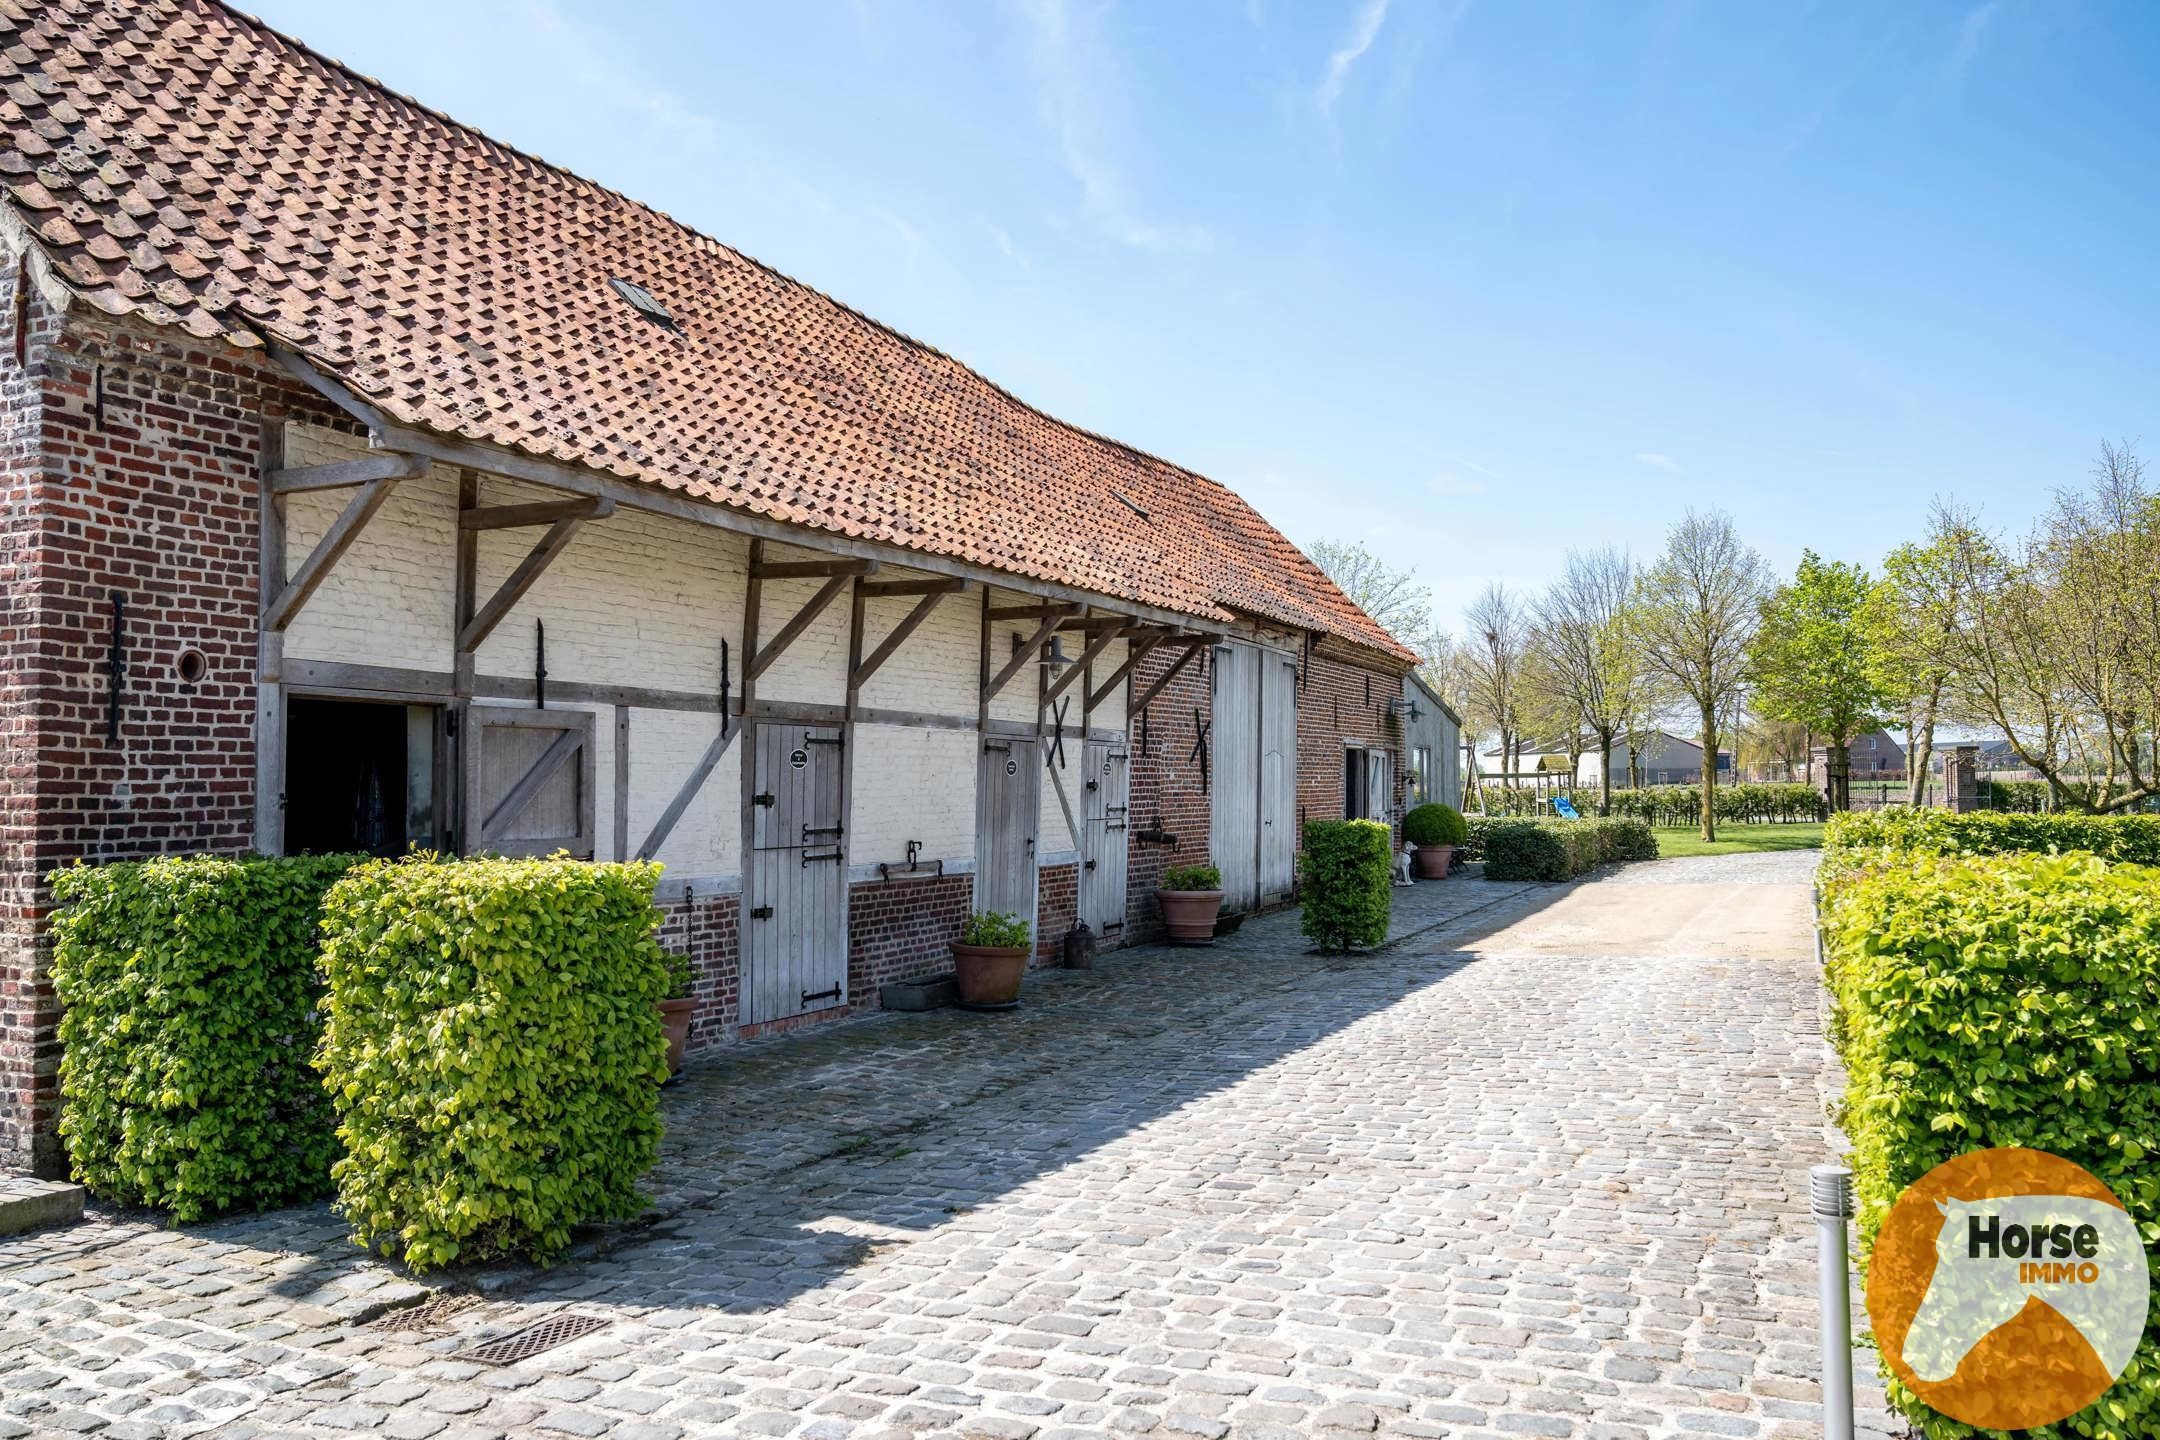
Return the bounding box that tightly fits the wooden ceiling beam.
[752,557,877,580]
[460,496,614,530]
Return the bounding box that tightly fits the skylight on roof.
[608,277,677,327]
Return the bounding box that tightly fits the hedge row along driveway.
[1820,811,2160,1440]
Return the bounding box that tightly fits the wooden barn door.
[460,706,595,858]
[1078,739,1130,939]
[1258,655,1298,904]
[744,722,848,1024]
[976,738,1041,937]
[1210,643,1261,913]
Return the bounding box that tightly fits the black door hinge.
[801,984,843,1007]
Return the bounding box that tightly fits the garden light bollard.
[1812,1164,1856,1440]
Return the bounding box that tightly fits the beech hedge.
[1822,809,2160,883]
[1300,819,1392,951]
[49,854,361,1219]
[1821,853,2160,1438]
[1479,817,1658,882]
[316,855,670,1270]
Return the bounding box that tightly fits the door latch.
[750,905,773,920]
[754,792,776,808]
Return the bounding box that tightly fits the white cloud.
[1317,0,1393,116]
[1947,2,2000,82]
[1016,0,1214,252]
[1634,452,1684,475]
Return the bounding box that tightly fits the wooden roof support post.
[1087,634,1161,712]
[1041,621,1124,709]
[1130,638,1210,714]
[746,569,860,685]
[261,452,425,631]
[850,579,968,698]
[456,506,599,653]
[983,604,1078,702]
[453,469,478,696]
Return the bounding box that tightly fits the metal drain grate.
[454,1311,610,1366]
[365,1293,481,1332]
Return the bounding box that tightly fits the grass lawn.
[1650,822,1825,858]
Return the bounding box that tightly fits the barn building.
[0,0,1418,1176]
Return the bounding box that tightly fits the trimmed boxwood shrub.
[1821,853,2160,1438]
[49,853,361,1219]
[1402,803,1467,848]
[1159,863,1222,892]
[1300,819,1392,951]
[316,855,670,1270]
[1480,817,1657,881]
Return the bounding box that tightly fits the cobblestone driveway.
[2,854,1895,1439]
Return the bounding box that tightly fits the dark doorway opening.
[285,698,439,856]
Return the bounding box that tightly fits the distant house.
[1576,731,1732,788]
[1812,729,1905,776]
[1477,744,1576,779]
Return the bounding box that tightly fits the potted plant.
[658,951,697,1078]
[1156,862,1224,944]
[952,910,1032,1009]
[1403,802,1468,879]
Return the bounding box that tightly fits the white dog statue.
[1393,842,1416,887]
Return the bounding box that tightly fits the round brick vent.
[173,647,207,685]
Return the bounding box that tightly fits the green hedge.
[1821,853,2160,1438]
[1478,817,1658,882]
[1822,809,2160,884]
[1300,820,1392,951]
[1476,782,1825,825]
[49,854,361,1219]
[316,855,670,1270]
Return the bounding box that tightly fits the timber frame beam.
[850,578,970,693]
[269,452,423,494]
[261,451,428,631]
[752,557,876,581]
[746,570,858,683]
[983,604,1079,701]
[457,509,603,653]
[1087,633,1164,711]
[461,496,613,531]
[1130,638,1212,714]
[1040,621,1125,708]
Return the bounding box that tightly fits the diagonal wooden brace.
[262,453,427,631]
[458,513,592,653]
[983,604,1078,701]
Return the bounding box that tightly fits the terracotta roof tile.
[0,0,1413,663]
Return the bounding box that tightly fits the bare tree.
[1863,510,1966,806]
[1929,445,2160,811]
[1462,584,1532,780]
[1308,539,1432,643]
[1634,511,1771,840]
[1530,547,1646,812]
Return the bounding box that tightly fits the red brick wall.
[0,296,346,1174]
[1296,647,1409,839]
[1034,861,1076,962]
[656,888,741,1053]
[848,870,972,1000]
[1122,643,1215,942]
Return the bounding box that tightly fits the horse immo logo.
[1866,1147,2150,1431]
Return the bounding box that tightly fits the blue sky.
[249,0,2160,634]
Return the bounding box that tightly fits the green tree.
[1751,551,1890,812]
[1861,522,1963,806]
[1635,511,1771,841]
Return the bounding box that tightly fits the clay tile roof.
[0,0,1414,664]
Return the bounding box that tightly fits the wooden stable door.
[1078,739,1130,938]
[1210,642,1261,912]
[743,722,848,1024]
[1258,655,1298,904]
[975,737,1041,935]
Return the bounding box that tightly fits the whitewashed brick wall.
[276,426,1138,887]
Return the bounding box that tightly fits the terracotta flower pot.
[657,996,696,1077]
[1156,888,1224,944]
[1413,844,1455,879]
[951,942,1030,1009]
